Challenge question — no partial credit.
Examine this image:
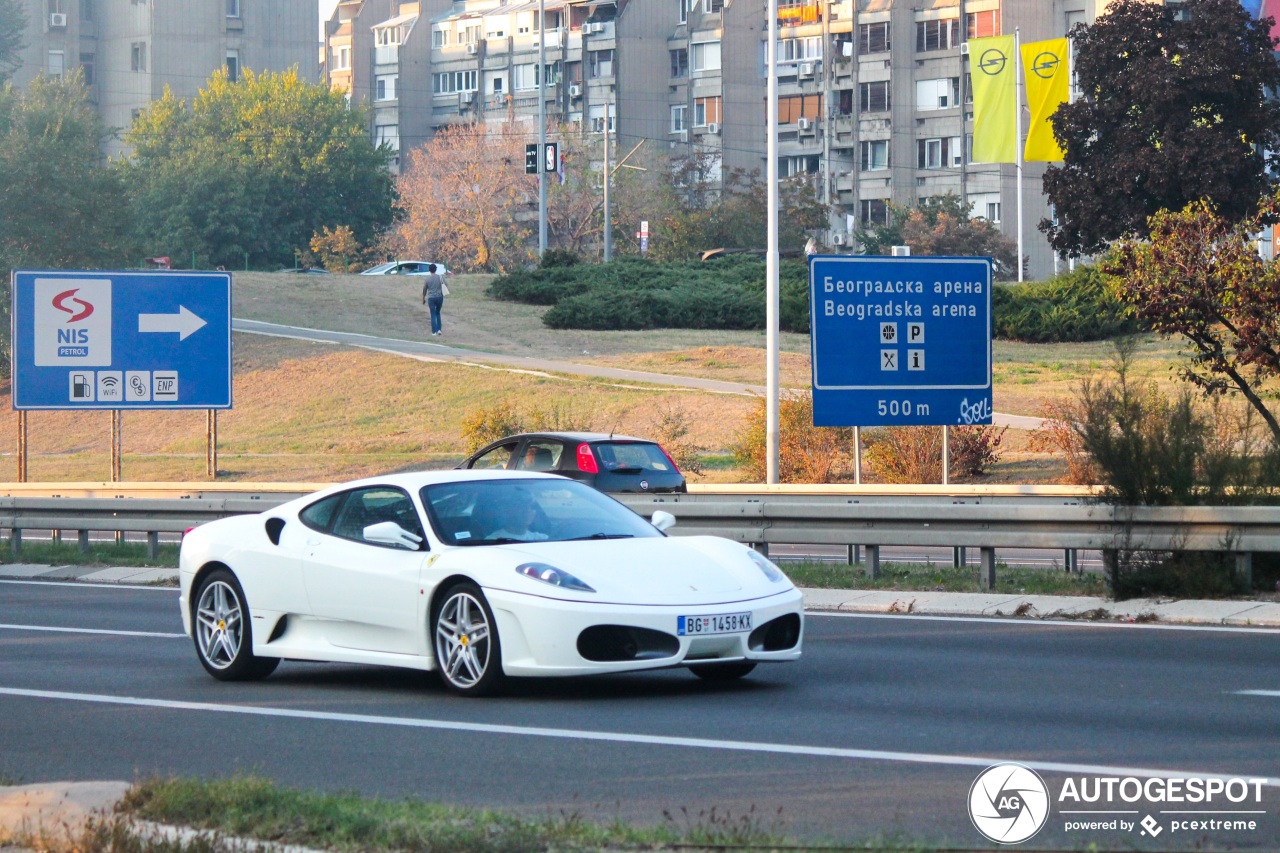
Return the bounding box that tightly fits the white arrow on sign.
[138,306,207,341]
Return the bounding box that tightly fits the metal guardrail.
[1,483,1274,589]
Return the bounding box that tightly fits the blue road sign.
[11,270,232,410]
[808,256,992,427]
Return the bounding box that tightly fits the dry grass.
[0,272,1207,484]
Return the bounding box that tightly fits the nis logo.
[35,278,113,367]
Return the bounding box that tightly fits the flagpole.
[1015,27,1023,283]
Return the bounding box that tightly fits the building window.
[589,104,615,133]
[589,49,613,77]
[432,70,478,93]
[47,50,64,79]
[779,36,822,63]
[490,75,504,94]
[225,49,239,82]
[375,124,399,152]
[513,63,538,90]
[858,21,889,54]
[678,0,687,24]
[704,0,723,13]
[79,53,94,85]
[671,104,687,132]
[859,80,889,113]
[376,74,397,100]
[917,136,962,169]
[691,40,720,72]
[226,0,240,18]
[967,9,999,39]
[779,155,819,178]
[48,0,63,13]
[916,77,959,110]
[970,192,1001,223]
[130,42,146,72]
[332,45,350,70]
[80,0,93,21]
[464,24,481,44]
[860,139,889,171]
[694,95,721,126]
[915,18,959,52]
[670,48,688,78]
[861,198,889,225]
[779,93,822,123]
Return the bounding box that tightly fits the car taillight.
[576,443,599,473]
[659,446,682,473]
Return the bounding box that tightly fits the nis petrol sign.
[12,270,231,410]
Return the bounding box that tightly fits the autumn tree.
[1104,196,1280,441]
[1042,0,1280,256]
[396,122,534,272]
[123,68,396,269]
[855,193,1018,278]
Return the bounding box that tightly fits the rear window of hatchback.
[594,442,676,473]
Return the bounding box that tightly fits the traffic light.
[544,141,559,174]
[525,143,539,174]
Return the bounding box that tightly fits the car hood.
[446,535,792,606]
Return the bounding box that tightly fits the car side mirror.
[363,521,425,550]
[650,510,676,532]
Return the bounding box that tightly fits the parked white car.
[179,470,804,696]
[360,261,449,276]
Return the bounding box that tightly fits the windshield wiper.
[565,533,636,541]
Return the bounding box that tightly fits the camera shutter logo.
[968,763,1050,844]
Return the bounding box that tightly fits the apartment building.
[12,0,317,156]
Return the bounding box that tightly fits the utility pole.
[766,0,780,484]
[538,0,547,257]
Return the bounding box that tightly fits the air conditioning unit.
[569,83,582,98]
[584,22,603,34]
[466,42,479,55]
[459,91,474,104]
[891,245,911,256]
[796,116,812,131]
[960,42,970,55]
[831,233,846,246]
[799,61,814,77]
[706,121,719,134]
[49,12,67,27]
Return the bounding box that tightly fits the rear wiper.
[565,533,636,541]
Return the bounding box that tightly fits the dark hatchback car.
[458,432,687,494]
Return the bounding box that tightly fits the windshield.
[421,477,665,546]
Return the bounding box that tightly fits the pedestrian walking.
[421,263,446,336]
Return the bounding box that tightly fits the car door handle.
[306,538,321,547]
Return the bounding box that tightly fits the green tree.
[1042,0,1280,256]
[123,68,396,269]
[1104,196,1280,441]
[0,0,24,83]
[855,193,1018,278]
[0,72,132,270]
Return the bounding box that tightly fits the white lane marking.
[0,579,176,592]
[808,610,1280,635]
[0,623,185,639]
[1236,690,1280,698]
[0,686,1274,786]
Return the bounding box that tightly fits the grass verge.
[784,559,1108,597]
[0,540,180,568]
[112,775,791,853]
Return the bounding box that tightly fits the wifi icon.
[96,371,124,401]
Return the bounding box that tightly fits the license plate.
[677,612,752,636]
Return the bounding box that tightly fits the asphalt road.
[2,579,1278,849]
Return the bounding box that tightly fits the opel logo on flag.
[978,48,1007,75]
[1031,51,1061,78]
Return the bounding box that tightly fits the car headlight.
[746,549,786,583]
[515,562,596,592]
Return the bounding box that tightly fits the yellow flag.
[1021,38,1069,161]
[969,35,1017,163]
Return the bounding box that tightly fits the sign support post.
[207,410,218,479]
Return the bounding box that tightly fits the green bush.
[993,266,1142,342]
[488,255,812,333]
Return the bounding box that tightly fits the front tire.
[433,582,504,696]
[689,662,756,682]
[192,569,279,681]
